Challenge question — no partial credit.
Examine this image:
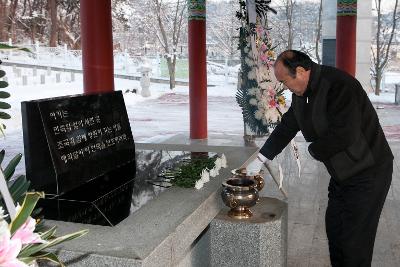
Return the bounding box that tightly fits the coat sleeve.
[308,81,362,161]
[259,106,300,160]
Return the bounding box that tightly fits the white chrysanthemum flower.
[244,57,253,66]
[262,117,268,125]
[249,98,258,106]
[254,110,263,120]
[247,69,257,80]
[259,82,269,90]
[195,179,204,190]
[201,169,210,183]
[221,154,228,168]
[209,168,217,177]
[215,158,222,171]
[257,100,265,109]
[248,87,258,96]
[265,108,280,123]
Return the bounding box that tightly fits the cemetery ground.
[1,65,400,266]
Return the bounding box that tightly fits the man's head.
[274,50,312,96]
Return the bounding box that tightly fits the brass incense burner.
[231,168,265,192]
[221,177,259,219]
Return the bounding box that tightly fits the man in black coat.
[246,50,393,266]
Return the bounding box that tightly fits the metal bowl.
[231,168,265,192]
[221,177,259,219]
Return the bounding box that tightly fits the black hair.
[275,50,312,78]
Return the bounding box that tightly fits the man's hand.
[246,153,269,176]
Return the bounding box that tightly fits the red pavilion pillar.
[188,0,207,139]
[80,0,114,94]
[336,0,357,76]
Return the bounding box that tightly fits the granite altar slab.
[42,143,258,267]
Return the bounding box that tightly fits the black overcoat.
[259,63,393,181]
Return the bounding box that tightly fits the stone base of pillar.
[210,197,288,267]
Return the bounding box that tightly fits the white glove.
[246,153,268,176]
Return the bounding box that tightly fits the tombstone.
[21,91,136,226]
[47,66,51,76]
[56,72,61,83]
[33,67,37,77]
[70,72,75,82]
[40,74,45,84]
[22,75,28,86]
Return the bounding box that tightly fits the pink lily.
[12,217,46,245]
[260,53,268,63]
[256,25,263,35]
[260,43,267,51]
[269,99,278,108]
[0,230,27,267]
[268,88,276,97]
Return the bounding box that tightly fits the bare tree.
[0,0,8,41]
[8,0,19,42]
[18,0,48,44]
[284,0,295,49]
[314,0,322,64]
[268,0,296,51]
[152,0,187,90]
[207,0,239,63]
[58,0,80,49]
[371,0,399,95]
[48,0,57,46]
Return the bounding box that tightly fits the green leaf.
[19,252,66,267]
[0,149,5,165]
[0,91,10,98]
[19,229,88,257]
[0,101,11,109]
[4,153,22,180]
[0,124,4,137]
[0,70,5,78]
[9,192,44,235]
[0,81,9,88]
[9,175,30,203]
[39,226,57,240]
[0,111,11,119]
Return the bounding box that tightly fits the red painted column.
[80,0,114,94]
[188,1,207,139]
[336,1,357,76]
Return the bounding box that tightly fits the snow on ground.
[368,91,396,104]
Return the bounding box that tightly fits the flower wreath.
[236,0,286,136]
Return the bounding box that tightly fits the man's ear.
[296,66,306,76]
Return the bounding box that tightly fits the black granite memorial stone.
[21,91,217,226]
[21,91,135,195]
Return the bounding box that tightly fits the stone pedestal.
[210,197,287,267]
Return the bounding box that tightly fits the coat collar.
[303,62,321,98]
